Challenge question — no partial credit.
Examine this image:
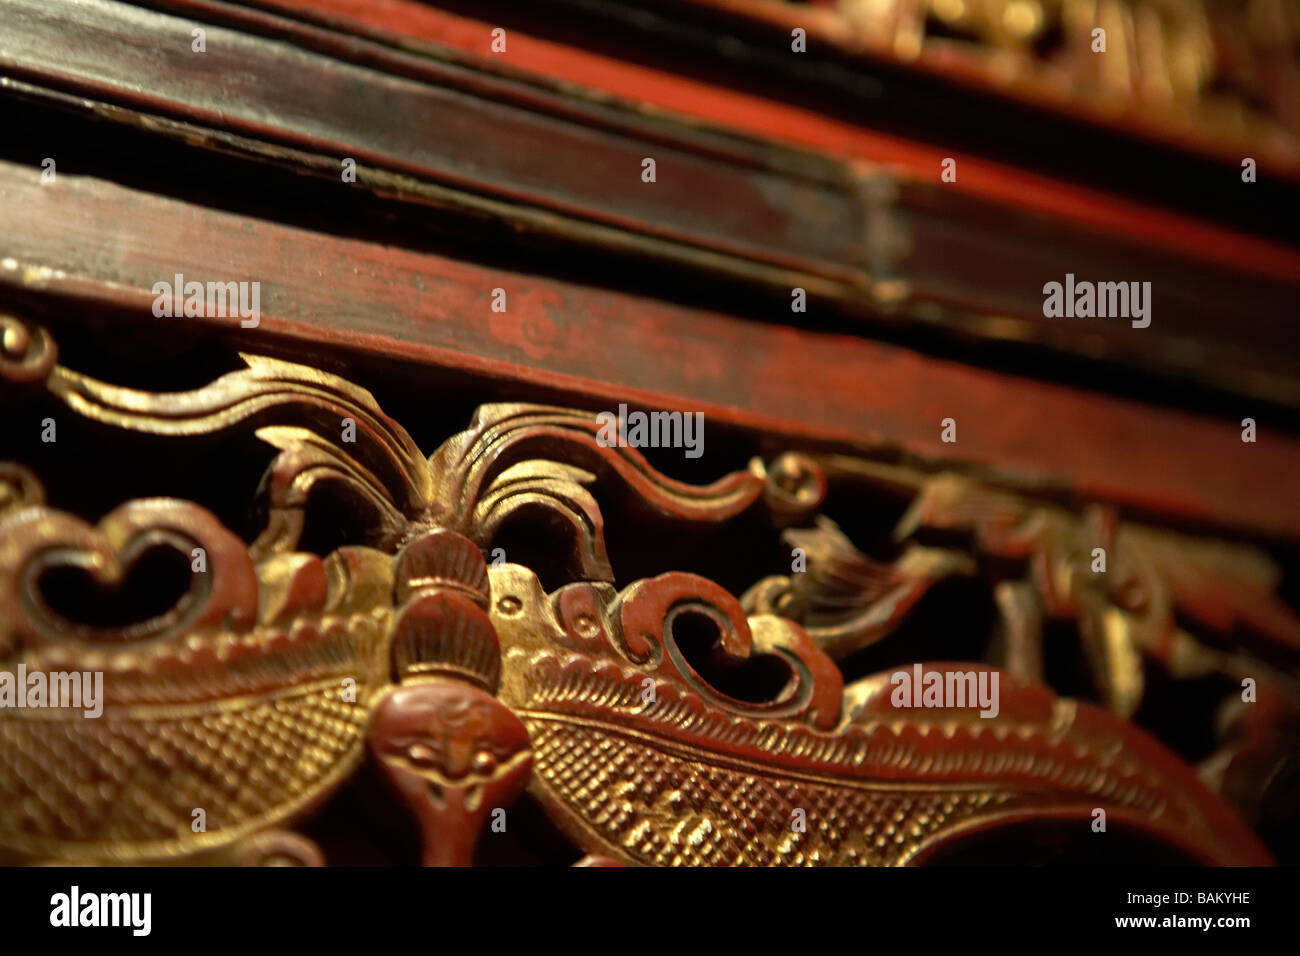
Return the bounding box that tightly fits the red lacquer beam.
[1,161,1296,541]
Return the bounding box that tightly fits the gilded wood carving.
[0,313,1291,865]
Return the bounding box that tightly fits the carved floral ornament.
[0,312,1294,866]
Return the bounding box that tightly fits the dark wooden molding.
[2,0,1299,407]
[3,160,1298,542]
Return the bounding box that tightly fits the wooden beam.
[2,160,1296,541]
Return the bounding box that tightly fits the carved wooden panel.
[1,0,1297,869]
[2,314,1293,865]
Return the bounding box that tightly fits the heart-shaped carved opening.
[29,539,201,641]
[669,607,795,705]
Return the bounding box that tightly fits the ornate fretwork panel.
[0,314,1292,865]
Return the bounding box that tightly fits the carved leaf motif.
[46,352,432,554]
[32,335,802,580]
[429,404,773,580]
[891,470,1300,714]
[1118,525,1300,656]
[744,515,974,659]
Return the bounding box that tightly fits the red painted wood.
[0,0,858,280]
[677,0,1300,177]
[5,0,1296,405]
[253,0,1300,285]
[3,160,1296,541]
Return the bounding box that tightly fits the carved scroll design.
[743,515,975,660]
[0,490,391,862]
[18,319,792,573]
[489,562,1269,866]
[894,469,1300,716]
[427,405,778,581]
[0,316,822,864]
[762,458,1300,720]
[0,314,1288,865]
[0,315,57,384]
[45,351,432,557]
